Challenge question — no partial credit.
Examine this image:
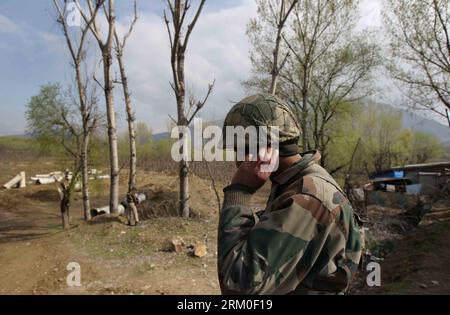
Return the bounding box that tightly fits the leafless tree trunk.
[77,0,119,215]
[60,186,71,230]
[113,2,139,225]
[58,169,80,230]
[53,0,102,221]
[164,0,213,218]
[81,137,90,218]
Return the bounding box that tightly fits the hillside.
[402,111,449,143]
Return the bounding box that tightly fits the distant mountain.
[402,111,449,143]
[152,131,171,141]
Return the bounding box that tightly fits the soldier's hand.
[231,147,278,191]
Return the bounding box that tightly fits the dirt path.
[0,185,78,294]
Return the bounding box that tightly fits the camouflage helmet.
[222,93,301,150]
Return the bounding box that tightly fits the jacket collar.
[271,150,322,186]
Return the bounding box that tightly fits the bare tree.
[112,2,139,225]
[53,0,102,221]
[164,0,214,218]
[76,0,120,215]
[384,0,450,119]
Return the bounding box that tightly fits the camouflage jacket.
[218,150,362,295]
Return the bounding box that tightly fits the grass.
[412,221,449,255]
[0,136,33,151]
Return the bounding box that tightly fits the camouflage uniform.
[218,94,363,295]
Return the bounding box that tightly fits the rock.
[419,283,428,289]
[164,237,185,253]
[193,242,207,258]
[431,280,439,286]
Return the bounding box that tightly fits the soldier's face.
[235,147,276,169]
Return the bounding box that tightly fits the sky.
[0,0,385,136]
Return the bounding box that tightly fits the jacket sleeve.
[218,185,339,295]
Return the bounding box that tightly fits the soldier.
[218,93,363,295]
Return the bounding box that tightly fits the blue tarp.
[372,170,404,179]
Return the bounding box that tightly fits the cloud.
[36,30,66,54]
[114,1,256,133]
[0,14,21,34]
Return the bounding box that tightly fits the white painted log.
[74,182,82,192]
[120,193,146,208]
[35,174,52,178]
[19,172,26,188]
[91,206,110,217]
[90,204,126,217]
[53,174,64,182]
[36,177,56,185]
[3,174,22,189]
[35,175,48,178]
[96,175,110,180]
[136,193,146,204]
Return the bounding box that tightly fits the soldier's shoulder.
[300,170,348,213]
